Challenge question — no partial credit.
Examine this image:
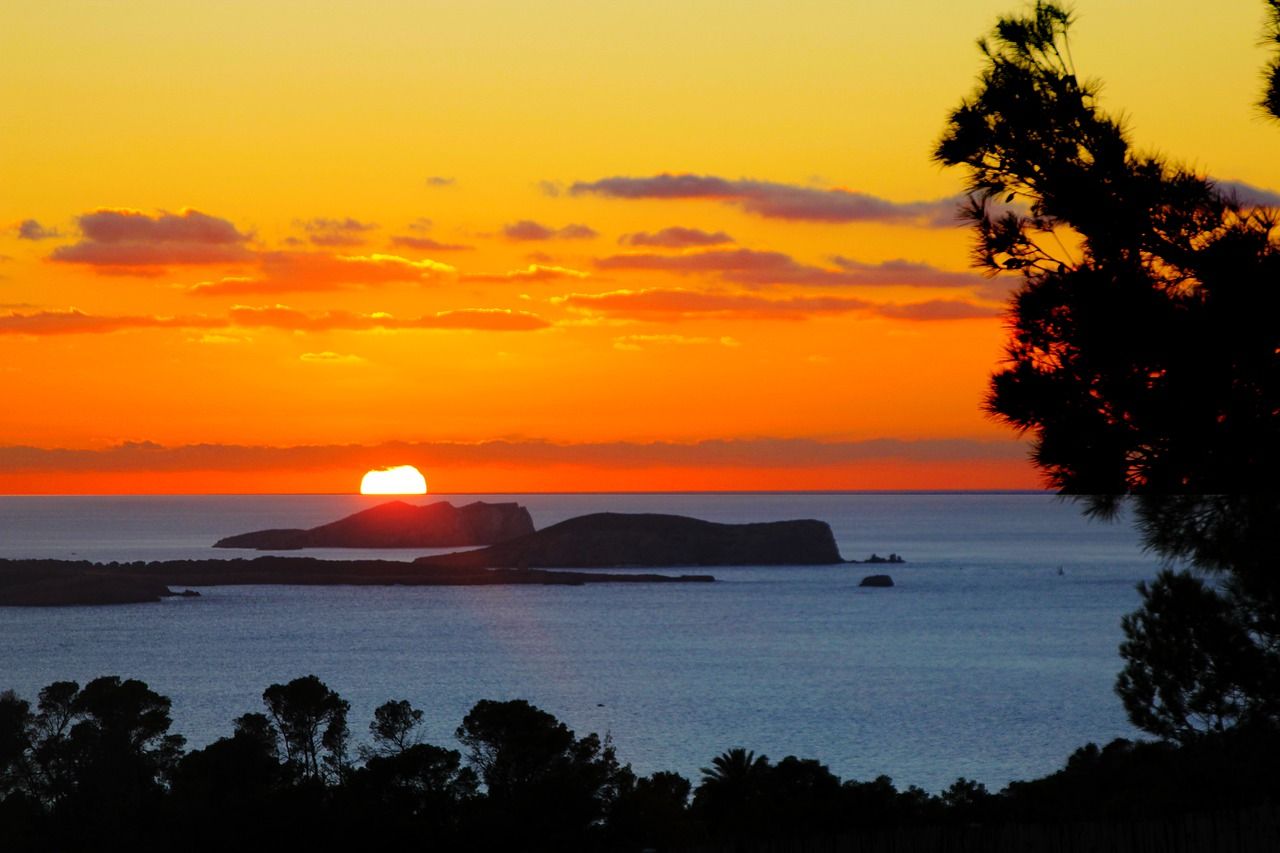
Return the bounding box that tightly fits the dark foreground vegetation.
[1,675,1278,852]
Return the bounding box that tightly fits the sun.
[360,465,428,495]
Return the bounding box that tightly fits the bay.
[0,493,1157,792]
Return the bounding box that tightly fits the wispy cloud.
[1214,179,1280,207]
[571,173,960,226]
[389,235,474,252]
[299,351,366,365]
[462,264,589,284]
[0,305,550,335]
[0,309,221,336]
[0,436,1029,474]
[296,217,377,247]
[554,287,872,320]
[613,333,741,351]
[502,220,599,241]
[15,219,60,241]
[425,176,456,187]
[555,287,995,323]
[228,304,551,332]
[596,248,979,288]
[188,252,454,296]
[619,227,734,248]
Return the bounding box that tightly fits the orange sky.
[2,1,1277,493]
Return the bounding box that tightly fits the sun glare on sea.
[359,465,428,495]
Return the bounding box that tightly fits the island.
[213,500,534,550]
[414,512,845,569]
[0,557,714,606]
[859,574,895,587]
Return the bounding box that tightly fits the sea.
[0,492,1163,793]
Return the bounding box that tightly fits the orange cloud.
[502,220,598,241]
[571,173,960,225]
[0,436,1029,474]
[619,227,734,248]
[554,287,995,323]
[389,235,474,252]
[16,219,61,241]
[0,309,221,335]
[0,305,549,336]
[189,252,454,295]
[296,217,377,247]
[228,304,550,332]
[553,287,872,320]
[462,264,589,283]
[596,248,979,288]
[49,208,253,268]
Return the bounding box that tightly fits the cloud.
[389,235,474,252]
[596,248,980,288]
[619,227,734,248]
[1214,179,1280,207]
[0,304,549,336]
[555,287,995,323]
[0,309,221,336]
[297,217,377,247]
[0,436,1029,475]
[503,220,599,241]
[189,252,455,295]
[16,219,60,241]
[875,299,1001,321]
[50,208,253,268]
[571,173,960,226]
[300,351,366,365]
[613,333,741,351]
[554,287,872,320]
[228,304,550,332]
[425,176,456,187]
[462,264,589,283]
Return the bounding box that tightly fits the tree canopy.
[936,1,1280,741]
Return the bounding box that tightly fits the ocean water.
[0,493,1160,792]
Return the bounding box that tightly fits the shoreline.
[0,556,714,607]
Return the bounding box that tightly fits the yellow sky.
[2,1,1276,492]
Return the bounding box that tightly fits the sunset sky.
[4,1,1278,493]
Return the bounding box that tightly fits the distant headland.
[214,500,534,550]
[415,512,845,569]
[0,557,713,606]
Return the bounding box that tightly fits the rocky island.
[414,512,845,569]
[0,557,713,606]
[214,500,534,550]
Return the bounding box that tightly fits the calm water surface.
[0,493,1158,791]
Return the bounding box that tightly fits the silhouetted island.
[414,512,844,569]
[213,499,534,550]
[859,574,895,588]
[0,557,713,606]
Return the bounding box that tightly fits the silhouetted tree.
[261,675,350,784]
[936,0,1280,740]
[0,691,32,799]
[456,699,627,849]
[607,770,694,850]
[692,748,772,836]
[365,698,423,758]
[1117,570,1278,740]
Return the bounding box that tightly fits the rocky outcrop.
[214,500,534,550]
[859,574,895,588]
[414,512,844,569]
[0,557,711,606]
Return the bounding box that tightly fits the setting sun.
[359,465,428,495]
